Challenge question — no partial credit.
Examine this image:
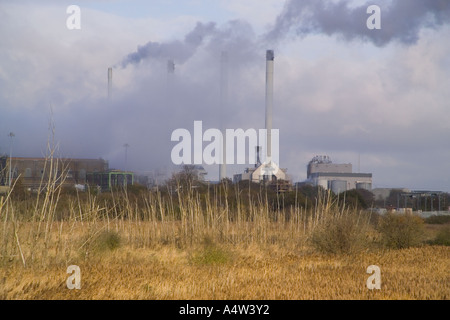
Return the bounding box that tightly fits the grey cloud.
[119,19,262,70]
[266,0,450,46]
[1,1,450,191]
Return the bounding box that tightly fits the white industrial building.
[233,158,288,184]
[305,155,372,193]
[233,50,289,185]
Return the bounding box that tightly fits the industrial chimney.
[166,59,175,107]
[232,49,287,184]
[255,146,262,168]
[219,51,228,181]
[265,50,274,162]
[107,67,112,100]
[167,59,175,74]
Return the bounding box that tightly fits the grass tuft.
[190,236,232,265]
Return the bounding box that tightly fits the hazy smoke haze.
[0,1,449,190]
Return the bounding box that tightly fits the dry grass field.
[0,163,449,300]
[0,236,448,300]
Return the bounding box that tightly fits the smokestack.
[255,146,262,168]
[166,59,175,107]
[265,50,274,161]
[167,59,175,74]
[107,67,112,100]
[219,51,228,181]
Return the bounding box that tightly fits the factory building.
[86,170,134,191]
[0,156,133,192]
[305,155,372,193]
[233,145,289,184]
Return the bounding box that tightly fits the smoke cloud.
[119,19,260,69]
[1,1,450,190]
[120,22,217,68]
[266,0,450,46]
[76,0,450,184]
[118,0,450,70]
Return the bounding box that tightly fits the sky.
[0,0,449,192]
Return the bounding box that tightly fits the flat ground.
[1,243,448,299]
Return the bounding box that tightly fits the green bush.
[79,230,121,259]
[190,237,232,265]
[430,226,450,246]
[97,231,121,251]
[377,213,425,249]
[310,213,371,255]
[88,230,122,253]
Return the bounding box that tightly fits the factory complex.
[0,156,133,192]
[1,48,448,216]
[302,155,372,193]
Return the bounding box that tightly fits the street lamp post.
[124,143,129,172]
[123,143,130,187]
[8,132,15,187]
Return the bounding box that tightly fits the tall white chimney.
[219,51,228,181]
[107,67,112,100]
[265,50,274,162]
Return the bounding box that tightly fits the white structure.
[306,155,372,192]
[219,51,228,181]
[233,161,288,184]
[265,50,274,162]
[234,50,288,184]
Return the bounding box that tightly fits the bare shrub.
[310,212,372,254]
[377,212,425,249]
